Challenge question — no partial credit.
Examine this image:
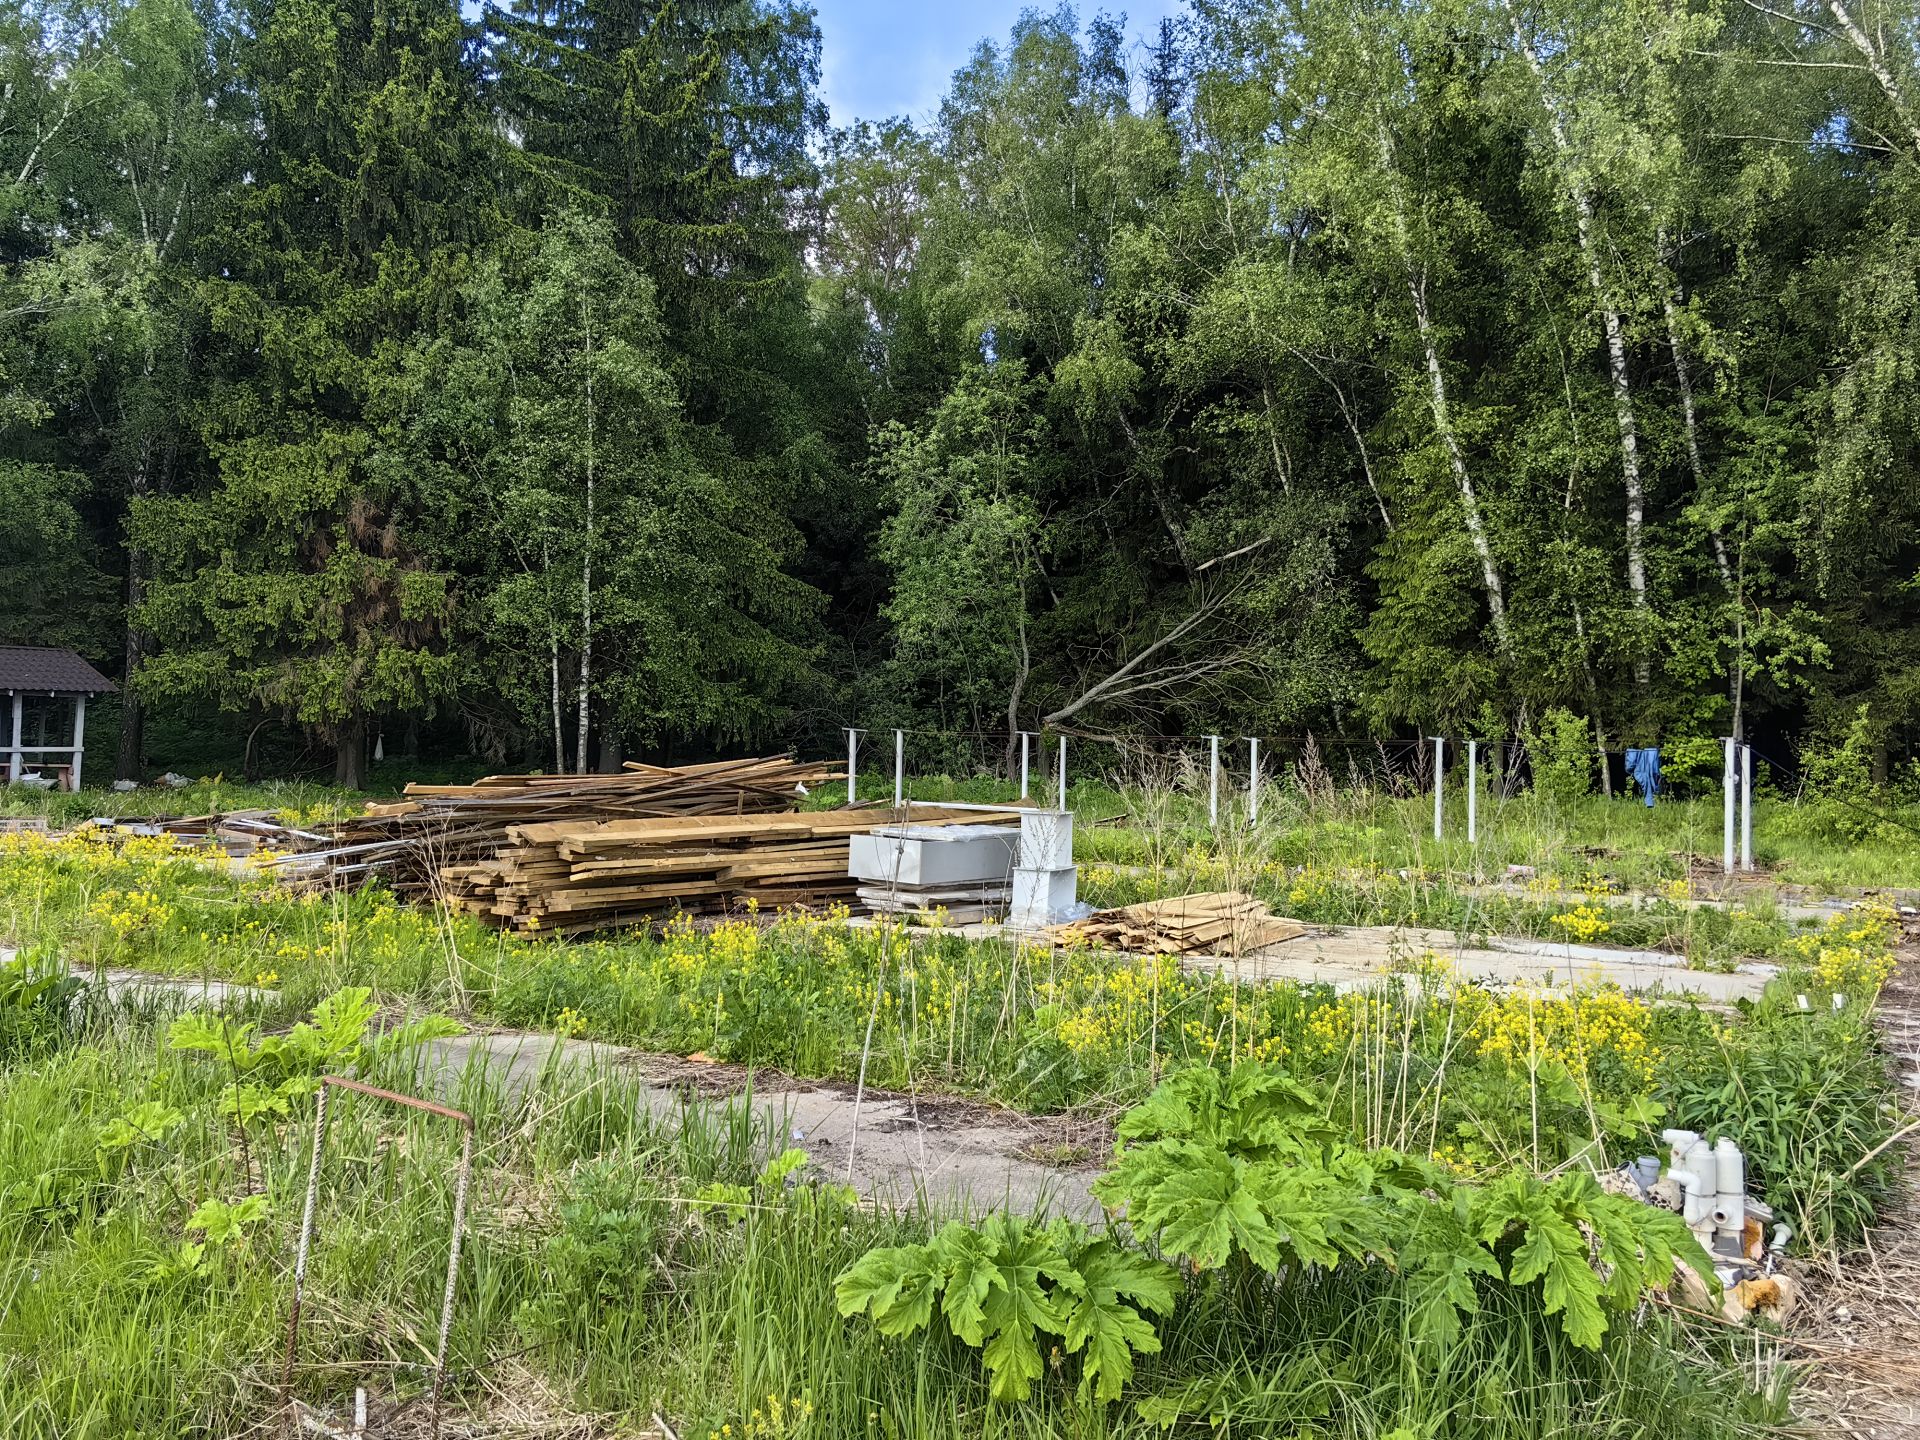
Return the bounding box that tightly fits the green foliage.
[0,950,84,1059]
[167,986,461,1120]
[1775,705,1904,844]
[1528,708,1596,807]
[149,1194,269,1282]
[835,1212,1175,1404]
[1094,1063,1713,1352]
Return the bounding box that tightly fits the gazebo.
[1,646,116,792]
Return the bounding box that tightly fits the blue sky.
[811,2,1186,126]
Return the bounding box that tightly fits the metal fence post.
[1431,736,1445,840]
[1208,734,1220,828]
[1019,732,1032,799]
[1467,739,1478,845]
[894,729,905,808]
[1056,734,1067,810]
[1246,737,1260,825]
[845,728,861,805]
[1722,737,1736,876]
[1740,743,1754,872]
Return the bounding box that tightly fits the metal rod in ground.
[1019,731,1032,799]
[1467,739,1478,845]
[1056,734,1066,810]
[1722,737,1736,875]
[1740,743,1754,872]
[428,1122,476,1439]
[1208,734,1220,828]
[282,1083,334,1435]
[844,728,861,805]
[1431,736,1445,840]
[1246,737,1260,824]
[893,729,904,808]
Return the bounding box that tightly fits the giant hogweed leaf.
[1117,1063,1328,1159]
[284,986,378,1068]
[1061,1238,1176,1403]
[1254,1164,1399,1269]
[1399,1196,1502,1348]
[834,1242,941,1337]
[168,1013,259,1067]
[972,1214,1074,1401]
[1144,1148,1279,1271]
[931,1220,1005,1346]
[1581,1188,1715,1307]
[1486,1181,1606,1349]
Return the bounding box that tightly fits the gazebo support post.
[70,695,86,792]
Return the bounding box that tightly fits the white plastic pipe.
[845,728,860,804]
[894,728,904,809]
[1431,736,1445,839]
[1466,739,1478,845]
[1019,731,1032,799]
[1208,734,1220,827]
[69,695,85,793]
[1056,734,1067,811]
[1740,744,1754,872]
[1246,737,1260,824]
[1722,737,1736,876]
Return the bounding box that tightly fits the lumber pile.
[1049,891,1306,956]
[440,806,1020,936]
[272,756,840,891]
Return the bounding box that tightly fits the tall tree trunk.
[1506,8,1651,688]
[117,438,151,782]
[1661,280,1734,590]
[549,624,565,773]
[1823,0,1920,159]
[1373,118,1512,653]
[1657,248,1745,733]
[576,299,594,775]
[334,715,367,789]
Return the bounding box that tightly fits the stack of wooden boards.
[1049,891,1306,956]
[440,806,1021,936]
[272,756,840,891]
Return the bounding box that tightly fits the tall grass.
[0,1000,1802,1439]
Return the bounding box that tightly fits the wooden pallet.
[1049,891,1306,956]
[437,805,1022,936]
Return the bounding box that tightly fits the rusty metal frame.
[283,1075,476,1440]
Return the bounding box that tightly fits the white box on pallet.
[847,824,1018,888]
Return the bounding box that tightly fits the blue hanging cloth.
[1624,747,1661,807]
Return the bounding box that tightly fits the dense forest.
[3,0,1918,784]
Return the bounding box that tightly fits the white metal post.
[1431,736,1445,839]
[6,692,20,783]
[1740,744,1754,872]
[894,729,904,809]
[1056,735,1067,811]
[1019,732,1032,799]
[1247,737,1260,824]
[1466,739,1478,845]
[1208,734,1221,827]
[1721,737,1736,876]
[69,695,85,793]
[845,728,860,804]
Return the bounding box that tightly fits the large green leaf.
[834,1243,941,1337]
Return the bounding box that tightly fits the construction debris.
[440,805,1022,936]
[272,756,841,892]
[1049,891,1306,956]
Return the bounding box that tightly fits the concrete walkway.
[55,957,1104,1219]
[1192,927,1773,1004]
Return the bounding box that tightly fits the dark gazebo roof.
[0,646,116,695]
